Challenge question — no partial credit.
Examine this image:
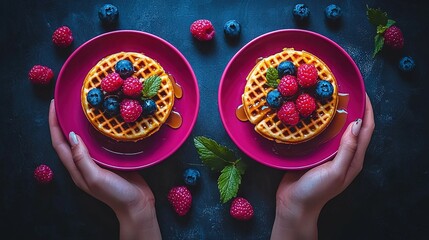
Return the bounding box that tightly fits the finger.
[49,100,87,190]
[331,120,360,174]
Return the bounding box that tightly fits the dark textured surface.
[1,0,428,239]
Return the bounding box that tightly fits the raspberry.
[277,75,298,97]
[122,77,142,98]
[101,72,123,93]
[383,26,404,49]
[277,101,300,126]
[297,64,318,88]
[295,93,316,117]
[34,164,53,184]
[28,65,54,85]
[120,99,142,122]
[52,26,73,47]
[190,19,215,41]
[230,197,254,221]
[168,186,192,216]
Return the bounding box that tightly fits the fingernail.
[69,132,79,146]
[351,119,362,136]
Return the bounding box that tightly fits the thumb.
[68,132,100,179]
[332,119,362,172]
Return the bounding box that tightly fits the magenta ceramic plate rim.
[54,30,200,170]
[218,29,365,170]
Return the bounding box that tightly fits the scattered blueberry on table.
[224,20,241,38]
[98,4,119,25]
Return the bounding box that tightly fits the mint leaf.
[194,136,237,171]
[376,25,388,34]
[386,19,396,28]
[142,75,161,99]
[373,34,384,58]
[218,165,241,203]
[366,7,388,26]
[235,158,246,175]
[265,67,279,88]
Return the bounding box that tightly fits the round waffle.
[242,48,338,144]
[81,52,174,142]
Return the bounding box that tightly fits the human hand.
[271,94,375,240]
[48,100,161,240]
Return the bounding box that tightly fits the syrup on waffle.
[81,52,174,142]
[241,48,338,144]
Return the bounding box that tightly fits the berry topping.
[297,64,318,88]
[230,197,254,221]
[52,26,73,47]
[399,56,416,72]
[101,72,123,93]
[115,60,134,79]
[277,101,300,126]
[34,164,53,184]
[224,20,241,38]
[277,75,298,97]
[141,99,157,116]
[98,4,119,25]
[315,80,334,100]
[295,93,316,117]
[28,65,54,85]
[277,61,296,78]
[266,89,283,109]
[293,4,310,21]
[183,168,201,186]
[325,4,342,21]
[87,88,104,108]
[168,186,192,216]
[103,96,120,116]
[190,19,215,41]
[383,25,404,49]
[120,99,142,123]
[122,77,142,98]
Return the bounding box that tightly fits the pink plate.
[55,30,199,170]
[218,29,365,170]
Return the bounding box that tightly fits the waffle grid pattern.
[242,48,338,144]
[81,52,174,142]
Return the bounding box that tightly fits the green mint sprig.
[366,6,396,58]
[194,136,246,203]
[141,75,161,99]
[265,67,279,88]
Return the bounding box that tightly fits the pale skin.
[49,93,374,240]
[271,94,375,240]
[48,100,162,240]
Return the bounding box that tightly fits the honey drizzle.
[235,104,248,122]
[168,74,183,99]
[165,111,182,129]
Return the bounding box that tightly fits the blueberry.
[183,168,201,186]
[115,60,134,79]
[98,4,119,25]
[224,20,241,38]
[87,88,104,108]
[325,4,342,21]
[277,61,296,78]
[266,89,283,109]
[315,80,334,100]
[399,56,416,72]
[103,96,120,116]
[141,99,157,116]
[293,4,310,21]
